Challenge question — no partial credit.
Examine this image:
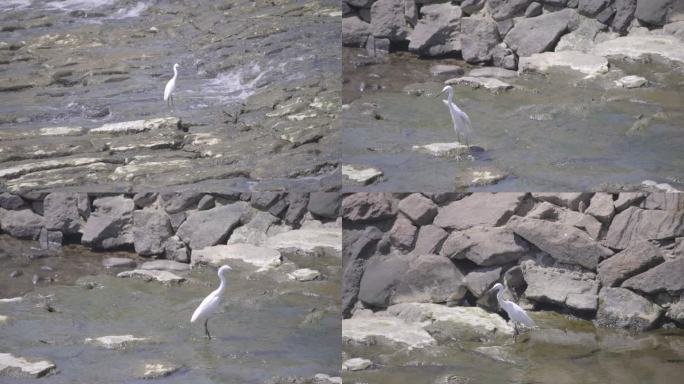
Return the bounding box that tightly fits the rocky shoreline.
[343,192,684,333]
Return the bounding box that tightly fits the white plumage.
[491,283,535,336]
[191,265,231,339]
[163,63,179,108]
[439,85,472,146]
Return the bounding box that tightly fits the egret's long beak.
[434,89,447,98]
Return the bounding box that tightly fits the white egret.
[438,85,472,146]
[490,283,535,337]
[191,265,232,339]
[163,63,179,108]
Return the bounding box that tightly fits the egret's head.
[218,265,232,275]
[173,63,180,70]
[441,85,451,94]
[491,283,504,292]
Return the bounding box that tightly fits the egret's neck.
[496,286,505,304]
[217,273,228,294]
[447,89,454,103]
[172,66,178,79]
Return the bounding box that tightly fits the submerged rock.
[615,75,647,88]
[342,164,383,185]
[117,269,185,284]
[139,362,180,379]
[342,357,372,371]
[288,268,321,281]
[0,353,56,378]
[412,142,472,158]
[102,257,136,268]
[85,335,150,349]
[445,76,513,91]
[139,260,190,272]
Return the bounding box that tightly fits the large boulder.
[612,0,637,34]
[555,17,607,52]
[464,266,502,297]
[342,193,395,223]
[176,203,247,250]
[460,17,501,63]
[358,254,467,308]
[434,193,526,230]
[343,227,383,317]
[0,208,44,239]
[342,316,437,348]
[397,193,437,226]
[635,0,674,26]
[0,353,56,378]
[342,16,371,47]
[264,222,341,258]
[531,192,591,211]
[191,243,282,270]
[42,192,82,235]
[408,3,463,56]
[159,192,202,214]
[526,201,603,239]
[578,0,610,18]
[81,196,134,250]
[389,214,418,251]
[505,9,580,56]
[621,258,684,294]
[411,225,448,255]
[371,0,410,42]
[522,260,600,312]
[440,226,529,266]
[0,193,24,210]
[604,206,684,249]
[227,210,281,246]
[584,192,615,223]
[597,242,664,287]
[592,35,684,64]
[307,192,340,219]
[132,209,173,256]
[508,216,613,270]
[488,0,533,21]
[596,287,663,331]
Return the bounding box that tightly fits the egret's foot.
[204,319,211,340]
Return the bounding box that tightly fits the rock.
[604,206,684,249]
[163,236,188,263]
[468,67,518,78]
[88,117,179,135]
[176,203,246,250]
[133,192,157,209]
[84,335,149,349]
[38,126,86,136]
[596,6,616,24]
[0,193,25,209]
[371,0,410,42]
[462,0,486,15]
[460,17,501,64]
[408,3,463,56]
[532,192,591,210]
[389,214,417,250]
[251,192,282,211]
[81,196,134,250]
[522,259,600,312]
[284,193,309,226]
[38,228,62,249]
[666,300,684,325]
[342,358,372,371]
[578,0,610,18]
[358,253,466,308]
[585,193,615,223]
[528,201,603,239]
[343,227,383,316]
[492,43,518,69]
[430,64,465,77]
[117,269,185,284]
[508,216,613,269]
[228,211,281,245]
[132,209,173,256]
[387,302,515,339]
[635,0,673,26]
[265,224,341,257]
[598,241,664,287]
[288,268,320,281]
[342,16,371,47]
[308,192,340,219]
[555,17,606,52]
[412,225,448,255]
[159,192,202,214]
[0,156,105,180]
[398,193,438,226]
[615,75,648,88]
[342,193,395,222]
[0,353,56,378]
[140,260,190,272]
[342,316,436,348]
[622,258,684,294]
[474,346,516,364]
[488,0,533,21]
[140,362,179,379]
[445,76,513,91]
[102,257,136,268]
[592,35,684,64]
[663,20,684,39]
[192,244,282,270]
[342,164,383,185]
[641,193,684,210]
[519,51,609,76]
[505,9,580,56]
[612,0,637,34]
[596,287,663,331]
[441,226,529,266]
[464,266,502,297]
[0,208,44,239]
[197,195,215,210]
[614,192,646,211]
[434,193,526,230]
[525,2,543,17]
[411,142,471,158]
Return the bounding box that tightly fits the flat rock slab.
[597,242,664,287]
[288,268,321,281]
[139,260,190,272]
[441,226,528,267]
[342,357,372,371]
[445,76,513,91]
[412,142,472,158]
[192,244,282,270]
[85,335,150,349]
[342,164,383,185]
[604,206,684,249]
[615,75,647,88]
[434,193,526,230]
[89,117,179,135]
[102,257,137,268]
[596,287,663,331]
[265,226,341,257]
[522,260,599,312]
[0,353,56,378]
[622,258,684,294]
[140,362,180,379]
[117,269,185,284]
[342,316,436,348]
[592,35,684,64]
[519,51,609,77]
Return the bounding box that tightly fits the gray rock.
[308,192,340,219]
[191,244,282,270]
[596,5,616,24]
[461,0,486,15]
[585,193,615,223]
[77,193,90,219]
[343,227,383,316]
[102,257,136,268]
[168,211,186,231]
[342,16,371,47]
[398,193,438,225]
[84,335,150,349]
[445,76,513,91]
[505,9,580,56]
[440,226,529,266]
[342,193,395,222]
[371,0,410,42]
[342,358,372,371]
[641,193,684,211]
[228,210,281,245]
[604,206,684,249]
[635,0,673,26]
[408,3,463,56]
[176,202,247,250]
[663,20,684,39]
[497,19,515,36]
[284,192,309,225]
[612,0,637,34]
[81,197,135,250]
[579,0,610,17]
[38,228,62,249]
[132,209,173,256]
[532,192,591,211]
[251,191,282,211]
[492,43,518,69]
[342,316,436,348]
[597,241,664,287]
[522,259,600,312]
[614,192,645,211]
[264,223,341,258]
[488,0,533,21]
[508,216,613,270]
[140,260,190,271]
[132,192,157,208]
[666,299,684,325]
[197,195,215,210]
[464,266,502,297]
[389,214,417,251]
[288,268,320,281]
[468,67,519,78]
[359,253,467,308]
[555,16,607,51]
[405,0,418,26]
[460,17,501,63]
[528,202,604,239]
[159,192,202,214]
[0,353,56,378]
[0,193,24,210]
[411,224,448,255]
[622,258,684,294]
[434,193,526,230]
[163,236,188,263]
[596,287,663,331]
[430,64,465,77]
[0,208,45,239]
[525,2,543,17]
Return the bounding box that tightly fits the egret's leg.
[513,324,519,342]
[204,318,211,339]
[171,95,175,109]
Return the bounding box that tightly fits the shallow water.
[343,313,684,384]
[342,48,684,192]
[0,236,341,383]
